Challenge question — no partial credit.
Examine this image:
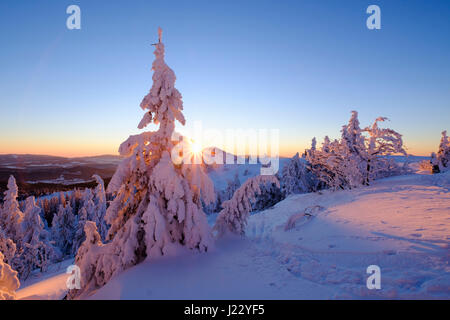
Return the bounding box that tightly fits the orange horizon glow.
[0,140,436,159]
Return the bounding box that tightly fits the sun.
[191,141,203,155]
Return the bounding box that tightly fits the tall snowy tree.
[51,203,76,256]
[81,188,96,222]
[0,251,20,300]
[92,174,108,240]
[0,176,24,243]
[214,175,279,237]
[339,111,368,186]
[69,28,215,299]
[72,206,88,256]
[436,130,450,172]
[321,136,331,153]
[18,196,56,279]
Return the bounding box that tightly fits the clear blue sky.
[0,0,449,156]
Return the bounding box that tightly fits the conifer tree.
[69,28,215,298]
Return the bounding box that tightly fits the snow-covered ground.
[16,259,73,300]
[16,170,449,300]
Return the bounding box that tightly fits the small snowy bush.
[214,175,279,236]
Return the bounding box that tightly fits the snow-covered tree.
[67,221,103,299]
[72,206,88,256]
[281,152,318,196]
[436,130,450,172]
[363,116,407,181]
[0,229,16,266]
[321,136,331,153]
[430,152,441,174]
[306,111,407,190]
[18,196,55,279]
[0,252,20,300]
[214,175,279,237]
[0,176,24,243]
[252,177,284,211]
[92,174,108,240]
[69,28,215,299]
[311,137,317,151]
[339,111,368,186]
[51,203,76,256]
[81,188,96,222]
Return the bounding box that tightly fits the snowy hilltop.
[15,169,449,300]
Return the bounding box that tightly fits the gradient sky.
[0,0,449,157]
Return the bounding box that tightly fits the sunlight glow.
[191,141,203,155]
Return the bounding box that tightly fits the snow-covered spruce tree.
[72,206,88,256]
[51,203,76,256]
[81,188,96,222]
[281,152,318,196]
[68,28,215,299]
[0,252,20,300]
[92,174,108,240]
[0,176,24,244]
[311,137,317,151]
[18,196,56,279]
[70,221,103,296]
[321,136,331,153]
[436,130,450,172]
[339,111,368,186]
[214,175,279,237]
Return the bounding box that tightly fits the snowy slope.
[16,259,73,300]
[86,171,449,300]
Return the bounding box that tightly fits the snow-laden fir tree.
[281,152,317,196]
[69,28,215,299]
[92,174,108,240]
[0,251,20,300]
[321,136,331,153]
[311,137,317,151]
[81,188,96,221]
[18,196,56,279]
[51,203,76,256]
[0,176,24,244]
[214,175,279,237]
[72,205,88,256]
[339,111,368,186]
